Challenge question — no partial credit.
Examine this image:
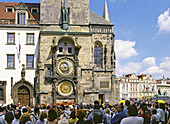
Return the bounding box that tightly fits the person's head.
[39,111,47,122]
[128,104,138,116]
[22,107,28,113]
[105,108,110,115]
[70,110,76,119]
[76,109,86,119]
[151,108,157,115]
[14,109,21,119]
[159,103,165,110]
[0,106,6,115]
[34,107,39,114]
[117,104,124,113]
[48,108,58,122]
[43,105,46,110]
[140,103,147,114]
[19,113,32,124]
[125,100,130,107]
[94,100,100,110]
[5,112,14,124]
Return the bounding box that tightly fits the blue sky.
[1,0,170,79]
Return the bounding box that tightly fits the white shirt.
[120,116,144,124]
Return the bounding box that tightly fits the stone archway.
[12,79,34,106]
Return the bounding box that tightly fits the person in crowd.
[30,106,40,124]
[138,102,151,124]
[104,108,111,124]
[0,106,6,124]
[76,109,92,124]
[47,108,58,124]
[19,112,32,124]
[87,100,103,124]
[5,111,14,124]
[68,110,79,124]
[150,108,160,124]
[12,109,21,124]
[120,104,144,124]
[111,104,127,124]
[157,103,165,123]
[58,113,69,124]
[35,111,48,124]
[124,100,130,116]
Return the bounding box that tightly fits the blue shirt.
[111,111,127,124]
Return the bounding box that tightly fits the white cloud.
[116,56,170,79]
[142,57,156,67]
[115,40,138,59]
[157,8,170,33]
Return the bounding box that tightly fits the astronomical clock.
[57,58,74,76]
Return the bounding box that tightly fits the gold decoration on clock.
[58,81,73,96]
[57,58,74,76]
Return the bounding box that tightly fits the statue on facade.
[21,64,25,79]
[62,0,69,30]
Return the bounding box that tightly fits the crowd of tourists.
[0,100,170,124]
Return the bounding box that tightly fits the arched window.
[94,42,103,67]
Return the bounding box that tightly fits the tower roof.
[102,0,111,22]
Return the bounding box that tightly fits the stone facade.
[37,0,117,104]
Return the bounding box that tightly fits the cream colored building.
[157,77,170,96]
[138,74,157,100]
[119,73,157,101]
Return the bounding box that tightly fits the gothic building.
[37,0,117,104]
[0,0,117,105]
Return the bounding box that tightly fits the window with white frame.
[26,55,34,68]
[6,7,14,13]
[7,54,15,68]
[17,12,26,24]
[26,33,34,44]
[31,8,39,13]
[7,33,15,44]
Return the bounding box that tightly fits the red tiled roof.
[0,2,40,21]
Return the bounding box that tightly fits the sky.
[1,0,170,79]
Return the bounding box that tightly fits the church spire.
[102,0,111,22]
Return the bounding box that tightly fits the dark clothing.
[138,114,151,124]
[111,111,127,124]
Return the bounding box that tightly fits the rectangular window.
[68,48,72,53]
[27,33,34,44]
[0,89,3,101]
[31,8,39,13]
[7,33,15,44]
[26,55,34,68]
[59,47,63,52]
[48,68,51,76]
[7,54,15,68]
[6,7,13,12]
[17,13,26,24]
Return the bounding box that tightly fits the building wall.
[0,27,39,104]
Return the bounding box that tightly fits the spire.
[102,0,111,22]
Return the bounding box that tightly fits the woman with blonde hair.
[104,108,111,124]
[35,111,48,124]
[19,113,32,124]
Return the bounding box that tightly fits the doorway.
[18,86,30,106]
[99,94,104,105]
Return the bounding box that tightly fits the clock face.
[57,58,74,75]
[58,81,73,96]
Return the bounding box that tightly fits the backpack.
[30,113,38,121]
[91,110,103,124]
